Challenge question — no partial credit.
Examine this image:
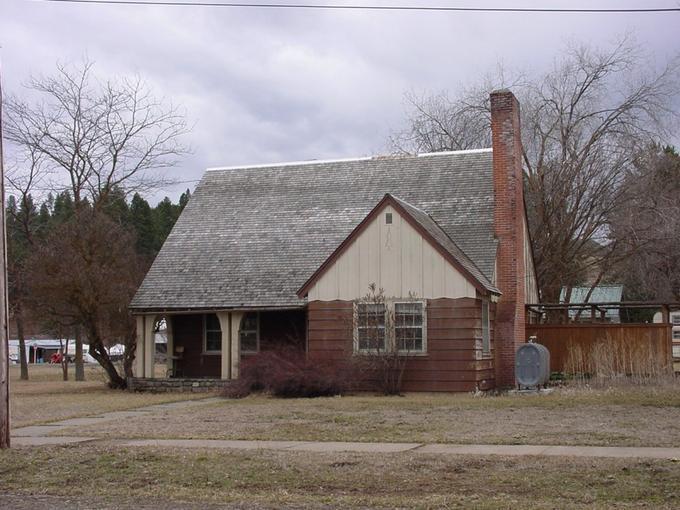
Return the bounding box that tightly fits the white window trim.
[353,302,387,354]
[203,313,222,354]
[394,301,428,355]
[353,300,427,355]
[240,312,260,354]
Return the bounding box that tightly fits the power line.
[31,0,680,14]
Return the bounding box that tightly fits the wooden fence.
[525,323,673,375]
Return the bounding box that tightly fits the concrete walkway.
[10,397,223,446]
[117,438,680,460]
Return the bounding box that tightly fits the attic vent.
[385,213,392,224]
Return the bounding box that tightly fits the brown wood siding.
[172,314,220,378]
[526,323,673,374]
[307,297,496,392]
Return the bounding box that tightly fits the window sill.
[353,351,428,357]
[202,351,221,356]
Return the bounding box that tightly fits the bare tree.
[5,148,47,381]
[391,38,680,302]
[3,59,189,386]
[610,146,680,301]
[26,211,143,389]
[3,59,189,207]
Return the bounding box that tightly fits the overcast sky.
[2,0,679,203]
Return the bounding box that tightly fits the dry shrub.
[221,348,356,399]
[565,337,674,387]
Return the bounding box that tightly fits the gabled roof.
[130,149,497,311]
[297,194,499,297]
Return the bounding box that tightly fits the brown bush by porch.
[221,348,358,399]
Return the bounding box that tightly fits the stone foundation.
[128,377,232,393]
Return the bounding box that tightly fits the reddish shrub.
[221,348,354,398]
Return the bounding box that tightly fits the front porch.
[133,309,306,381]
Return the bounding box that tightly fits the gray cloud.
[2,0,679,203]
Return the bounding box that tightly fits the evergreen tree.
[153,197,180,250]
[129,193,156,259]
[179,188,191,211]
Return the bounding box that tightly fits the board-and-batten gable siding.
[307,204,478,301]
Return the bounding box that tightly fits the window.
[240,312,260,353]
[672,315,680,326]
[356,303,386,351]
[673,330,680,340]
[204,313,222,353]
[355,301,426,354]
[482,300,490,354]
[385,212,393,224]
[395,302,424,352]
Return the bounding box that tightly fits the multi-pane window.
[673,330,680,340]
[240,312,259,353]
[395,302,424,352]
[672,314,680,326]
[356,303,386,351]
[204,313,222,353]
[482,300,490,354]
[355,301,426,354]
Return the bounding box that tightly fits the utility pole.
[0,64,10,449]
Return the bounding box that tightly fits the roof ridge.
[205,148,492,172]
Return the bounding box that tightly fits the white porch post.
[230,312,244,380]
[144,315,156,378]
[165,315,174,376]
[135,316,145,377]
[216,312,231,380]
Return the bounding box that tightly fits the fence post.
[662,305,673,372]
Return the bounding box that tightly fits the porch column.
[165,315,174,376]
[230,312,244,380]
[144,315,156,378]
[216,312,231,380]
[135,316,145,377]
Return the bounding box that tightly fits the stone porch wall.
[128,377,232,393]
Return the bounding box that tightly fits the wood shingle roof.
[130,149,497,311]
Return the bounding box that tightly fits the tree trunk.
[74,327,84,381]
[123,332,136,380]
[16,308,28,381]
[59,339,68,381]
[88,340,126,389]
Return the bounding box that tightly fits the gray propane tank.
[515,336,551,389]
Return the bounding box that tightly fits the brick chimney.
[490,89,526,388]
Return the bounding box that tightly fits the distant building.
[559,285,624,323]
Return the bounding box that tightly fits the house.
[559,285,624,323]
[130,90,538,391]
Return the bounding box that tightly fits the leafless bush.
[351,284,422,395]
[565,339,674,387]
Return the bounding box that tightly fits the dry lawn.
[1,444,679,508]
[54,381,680,447]
[9,364,210,428]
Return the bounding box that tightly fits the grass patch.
[1,445,678,508]
[53,382,680,447]
[9,364,211,428]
